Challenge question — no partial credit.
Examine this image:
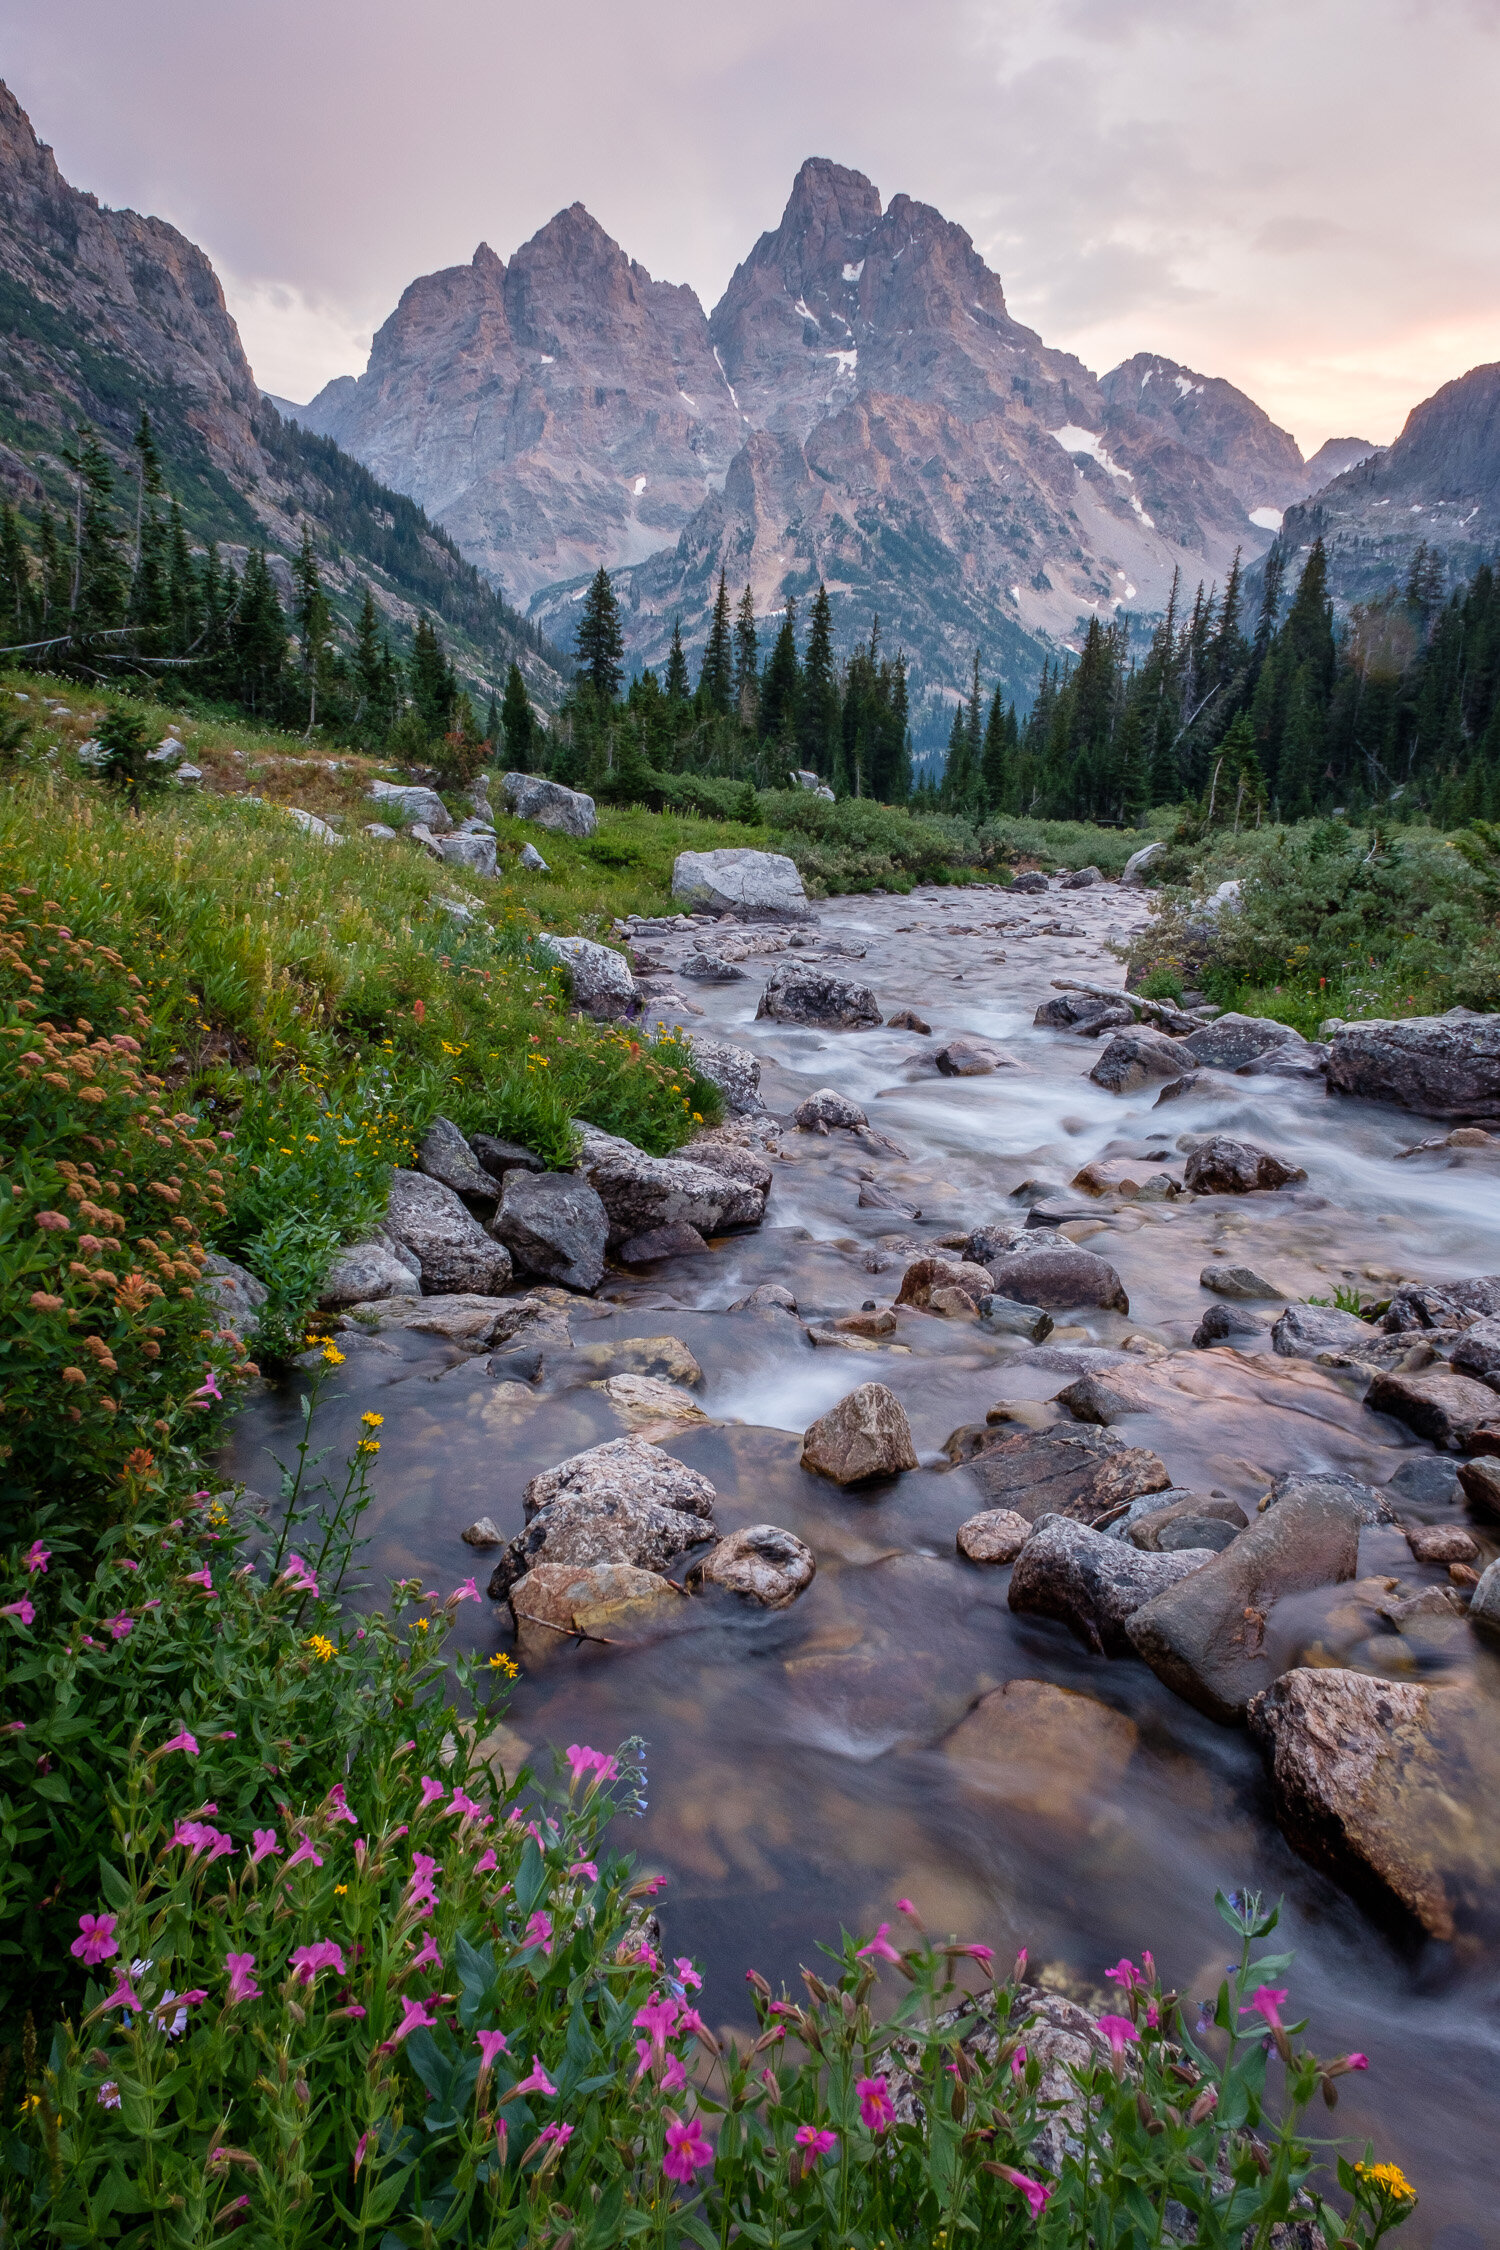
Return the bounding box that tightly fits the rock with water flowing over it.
[573,1123,768,1246]
[1470,1556,1500,1634]
[800,1382,918,1486]
[1325,1012,1500,1121]
[1366,1366,1499,1450]
[886,1007,931,1032]
[491,1169,609,1293]
[590,1373,709,1435]
[1125,1486,1366,1723]
[507,1561,686,1651]
[1258,1469,1398,1526]
[367,780,452,831]
[684,1129,775,1198]
[1008,1514,1218,1655]
[1405,1522,1479,1564]
[981,1242,1130,1314]
[380,1170,512,1295]
[956,1507,1033,1563]
[1124,1494,1248,1552]
[1192,1301,1268,1347]
[318,1233,422,1310]
[418,1114,499,1205]
[978,1297,1054,1342]
[201,1253,269,1345]
[756,963,881,1028]
[686,1524,816,1607]
[1382,1275,1500,1330]
[1183,1136,1307,1195]
[672,845,812,921]
[1090,1028,1193,1094]
[942,1678,1138,1818]
[1271,1303,1374,1358]
[680,1032,761,1113]
[793,1087,868,1133]
[1450,1314,1500,1389]
[489,1491,714,1594]
[1182,1014,1306,1072]
[616,1221,709,1264]
[951,1424,1170,1525]
[501,771,597,837]
[1199,1261,1286,1301]
[896,1256,995,1312]
[538,933,636,1019]
[934,1035,1021,1075]
[1248,1668,1500,1941]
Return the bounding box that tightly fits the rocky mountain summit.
[1097,353,1326,520]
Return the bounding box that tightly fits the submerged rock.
[508,1561,684,1651]
[1192,1302,1267,1348]
[1199,1262,1286,1301]
[1008,1514,1216,1655]
[800,1382,918,1486]
[1258,1469,1397,1526]
[956,1508,1033,1564]
[978,1297,1054,1342]
[756,964,881,1028]
[1366,1366,1499,1449]
[1272,1303,1375,1358]
[943,1678,1138,1817]
[896,1256,995,1311]
[954,1425,1170,1525]
[686,1524,816,1607]
[934,1035,1019,1075]
[1183,1136,1307,1194]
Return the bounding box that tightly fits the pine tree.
[699,570,733,714]
[484,694,499,747]
[165,500,200,654]
[501,661,536,767]
[1252,544,1286,670]
[1282,538,1336,690]
[0,506,31,640]
[231,550,287,717]
[575,565,624,702]
[732,584,759,727]
[352,585,388,738]
[980,691,1015,813]
[664,617,690,703]
[760,598,799,746]
[130,410,164,569]
[409,615,458,738]
[35,507,68,630]
[941,698,975,810]
[67,426,129,633]
[796,582,837,776]
[292,525,333,733]
[1116,705,1150,826]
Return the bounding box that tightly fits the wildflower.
[475,2028,509,2076]
[662,2112,714,2183]
[23,1542,49,1575]
[991,2165,1053,2222]
[408,1931,443,1973]
[1097,2014,1140,2070]
[0,1599,35,1626]
[1106,1957,1142,1991]
[856,2076,895,2133]
[855,1923,902,1966]
[564,1742,618,1787]
[333,1884,348,1897]
[388,1995,438,2046]
[1242,1984,1289,2034]
[634,1994,681,2056]
[191,1372,223,1404]
[352,2131,371,2177]
[322,1344,345,1366]
[279,1554,319,1596]
[97,2082,121,2109]
[100,1975,143,2015]
[288,1939,346,1985]
[361,1411,384,1429]
[70,1912,119,1966]
[249,1828,281,1866]
[522,1909,553,1956]
[487,1652,520,1677]
[1355,2161,1415,2202]
[405,1852,440,1909]
[672,1954,702,1990]
[284,1837,324,1873]
[472,1845,498,1875]
[569,1859,599,1883]
[225,1953,261,2005]
[418,1775,446,1809]
[106,1614,133,1640]
[356,1438,380,1456]
[795,2125,838,2167]
[447,1577,480,1605]
[447,1787,484,1819]
[536,2121,572,2153]
[1010,2046,1028,2078]
[508,2054,557,2101]
[325,1783,357,1824]
[159,1730,199,1758]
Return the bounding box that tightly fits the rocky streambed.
[222,874,1500,2245]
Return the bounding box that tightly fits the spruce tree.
[732,584,759,727]
[760,598,800,747]
[1116,705,1150,825]
[68,426,129,632]
[0,506,31,639]
[980,690,1014,814]
[575,565,624,703]
[1282,538,1336,689]
[231,551,287,717]
[292,525,333,733]
[352,584,385,733]
[130,410,164,569]
[501,661,536,767]
[796,582,837,776]
[664,617,690,702]
[699,570,733,714]
[409,616,458,738]
[166,500,201,654]
[36,507,68,630]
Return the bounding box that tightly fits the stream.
[223,882,1500,2247]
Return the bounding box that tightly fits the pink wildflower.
[633,1994,681,2056]
[447,1787,483,1819]
[634,2037,654,2083]
[994,2166,1053,2222]
[508,2054,557,2101]
[388,1995,437,2046]
[288,1939,346,1985]
[408,1932,443,1973]
[660,2051,687,2092]
[1010,2046,1028,2078]
[352,2132,370,2177]
[96,2081,121,2108]
[284,1837,324,1873]
[0,1599,35,1625]
[160,1730,199,1757]
[182,1568,215,1595]
[896,1897,918,1916]
[856,2076,895,2134]
[568,1859,599,1882]
[192,1371,223,1403]
[673,1955,702,1991]
[106,1614,133,1640]
[537,2121,573,2152]
[249,1828,281,1866]
[1343,2053,1369,2070]
[1106,1957,1142,1992]
[1097,2014,1140,2069]
[473,1847,498,1876]
[225,1953,260,2005]
[325,1783,357,1825]
[475,2028,509,2075]
[69,1912,118,1966]
[795,2125,838,2167]
[855,1922,901,1966]
[100,1976,143,2014]
[1242,1985,1289,2035]
[447,1577,480,1605]
[564,1742,618,1787]
[23,1542,49,1575]
[662,2111,713,2183]
[418,1775,445,1810]
[522,1910,552,1956]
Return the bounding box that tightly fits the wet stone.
[1405,1523,1479,1565]
[793,1087,868,1133]
[982,1242,1130,1314]
[955,1507,1033,1564]
[1199,1262,1286,1302]
[1090,1028,1192,1093]
[942,1678,1138,1819]
[952,1425,1170,1526]
[492,1169,609,1293]
[1366,1367,1499,1450]
[978,1297,1054,1342]
[508,1561,684,1652]
[1258,1469,1397,1526]
[1008,1513,1217,1656]
[800,1382,918,1487]
[1272,1304,1374,1358]
[461,1515,504,1547]
[896,1256,995,1311]
[616,1221,710,1264]
[934,1036,1020,1075]
[1183,1136,1307,1195]
[756,964,881,1028]
[1193,1301,1268,1348]
[686,1524,816,1607]
[1456,1455,1500,1518]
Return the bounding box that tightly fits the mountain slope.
[1098,352,1308,518]
[0,80,562,699]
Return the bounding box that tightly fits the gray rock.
[756,964,881,1028]
[435,832,496,877]
[575,1123,767,1246]
[367,781,451,832]
[1009,870,1048,893]
[964,1222,1028,1268]
[1450,1313,1500,1388]
[896,1255,996,1311]
[793,1087,868,1133]
[982,1243,1130,1314]
[1246,1042,1330,1079]
[461,1516,505,1547]
[956,1507,1033,1563]
[1058,864,1102,888]
[501,771,597,837]
[978,1296,1054,1342]
[672,846,812,921]
[1382,1276,1500,1331]
[491,1169,609,1292]
[519,841,550,871]
[287,806,339,844]
[489,1494,713,1596]
[538,933,636,1019]
[1386,1456,1462,1509]
[1470,1557,1500,1636]
[1121,840,1166,885]
[1192,1302,1268,1347]
[934,1036,1020,1075]
[680,952,747,983]
[1183,1014,1304,1072]
[1035,992,1133,1032]
[953,1424,1170,1525]
[1126,1495,1248,1551]
[524,1433,718,1521]
[365,821,398,840]
[1365,1366,1500,1449]
[384,1169,513,1296]
[1326,1012,1500,1121]
[617,1221,709,1263]
[1125,1488,1366,1722]
[1272,1303,1375,1358]
[685,1524,815,1607]
[1009,1514,1216,1655]
[199,1253,269,1346]
[886,1008,931,1032]
[1258,1469,1397,1526]
[1183,1136,1307,1194]
[800,1382,918,1485]
[418,1114,498,1205]
[1090,1028,1193,1093]
[318,1234,422,1310]
[1200,1262,1286,1301]
[1457,1455,1500,1518]
[683,1132,774,1199]
[680,1034,762,1114]
[470,1133,547,1181]
[730,1281,799,1314]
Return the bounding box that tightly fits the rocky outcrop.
[980,1242,1130,1314]
[1271,1303,1375,1358]
[1382,1276,1500,1330]
[1090,1029,1193,1094]
[1008,1514,1215,1655]
[756,964,881,1027]
[417,1115,499,1205]
[1325,1012,1500,1121]
[1125,1486,1365,1723]
[573,1123,767,1246]
[384,1170,513,1295]
[538,933,636,1018]
[953,1425,1170,1524]
[1035,992,1133,1033]
[671,847,812,921]
[800,1382,918,1485]
[471,1133,547,1182]
[491,1169,609,1292]
[685,1524,816,1606]
[502,773,597,837]
[793,1088,867,1133]
[1183,1137,1306,1195]
[1099,352,1310,514]
[317,1234,422,1310]
[1249,1669,1500,1941]
[680,1033,761,1113]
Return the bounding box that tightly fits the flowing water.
[223,885,1500,2246]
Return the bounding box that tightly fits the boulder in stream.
[956,1507,1033,1563]
[318,1234,421,1310]
[490,1493,714,1596]
[384,1171,513,1295]
[801,1382,918,1485]
[1008,1514,1217,1655]
[1258,1468,1397,1526]
[1125,1485,1365,1722]
[935,1035,1021,1075]
[1199,1262,1286,1301]
[672,846,813,921]
[1192,1302,1267,1347]
[981,1242,1130,1314]
[1090,1028,1193,1093]
[896,1256,995,1311]
[574,1123,768,1244]
[793,1088,868,1133]
[1456,1455,1500,1518]
[756,963,881,1028]
[978,1297,1054,1342]
[1450,1314,1500,1389]
[954,1425,1170,1525]
[1182,1014,1306,1072]
[686,1524,816,1607]
[1183,1136,1307,1194]
[1325,1012,1500,1121]
[1008,870,1049,893]
[1365,1366,1499,1449]
[508,1561,685,1651]
[523,1433,716,1521]
[1382,1275,1500,1330]
[1272,1303,1376,1358]
[616,1221,709,1264]
[680,1033,761,1113]
[491,1170,609,1293]
[1035,992,1133,1033]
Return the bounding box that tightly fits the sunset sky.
[5,0,1498,455]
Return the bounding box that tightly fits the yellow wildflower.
[412,1617,429,1635]
[322,1343,345,1366]
[361,1411,384,1428]
[1356,2163,1414,2202]
[333,1883,348,1896]
[356,1438,380,1456]
[487,1652,520,1678]
[305,1632,335,1662]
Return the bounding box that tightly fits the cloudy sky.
[4,0,1497,452]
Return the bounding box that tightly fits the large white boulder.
[671,847,813,922]
[367,781,452,833]
[501,772,597,838]
[538,934,636,1019]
